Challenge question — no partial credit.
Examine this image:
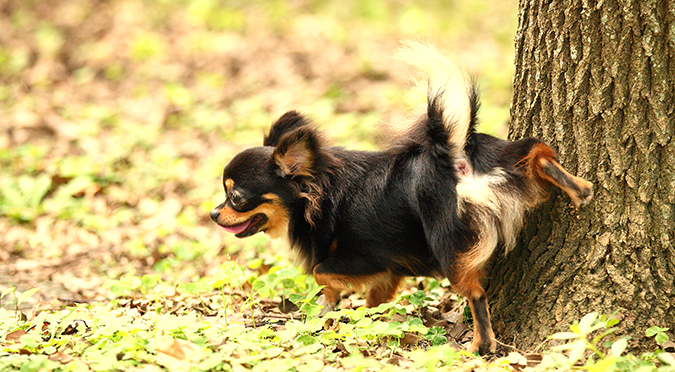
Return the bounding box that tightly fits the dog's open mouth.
[219,214,267,238]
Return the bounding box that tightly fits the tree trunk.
[488,0,675,352]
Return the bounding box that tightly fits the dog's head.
[210,111,335,239]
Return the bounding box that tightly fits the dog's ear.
[272,127,321,178]
[264,111,310,147]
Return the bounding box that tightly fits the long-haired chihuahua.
[210,42,593,354]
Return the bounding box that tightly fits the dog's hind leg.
[452,267,496,354]
[522,143,593,207]
[450,225,499,354]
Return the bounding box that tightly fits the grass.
[1,0,674,371]
[2,261,674,371]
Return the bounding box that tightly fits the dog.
[210,42,593,354]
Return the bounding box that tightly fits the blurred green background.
[0,0,517,296]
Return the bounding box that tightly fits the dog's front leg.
[315,286,341,316]
[313,260,398,316]
[313,267,345,317]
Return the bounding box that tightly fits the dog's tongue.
[221,219,252,234]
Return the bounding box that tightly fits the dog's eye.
[230,190,244,207]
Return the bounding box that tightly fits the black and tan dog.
[210,42,593,354]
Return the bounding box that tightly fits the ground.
[5,1,665,371]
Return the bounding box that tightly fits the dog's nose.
[210,208,220,222]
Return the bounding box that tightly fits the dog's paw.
[316,294,336,317]
[467,338,497,355]
[577,183,594,207]
[571,180,593,208]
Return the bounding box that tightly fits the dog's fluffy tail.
[397,41,478,160]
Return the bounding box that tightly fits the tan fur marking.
[519,143,593,207]
[538,158,594,207]
[329,239,338,255]
[466,296,496,353]
[261,193,282,201]
[214,194,289,239]
[254,193,289,239]
[297,180,323,227]
[518,144,559,191]
[451,268,496,353]
[225,179,234,193]
[452,266,485,300]
[312,271,400,308]
[460,223,500,272]
[466,299,485,352]
[366,276,403,307]
[274,145,313,178]
[273,142,324,226]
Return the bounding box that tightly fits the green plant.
[16,288,40,308]
[251,265,317,303]
[0,174,51,222]
[542,312,675,372]
[546,312,626,368]
[646,326,670,347]
[0,286,39,315]
[424,326,448,346]
[288,286,323,317]
[400,290,434,317]
[109,274,163,297]
[409,344,463,371]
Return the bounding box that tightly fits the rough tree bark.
[488,0,675,352]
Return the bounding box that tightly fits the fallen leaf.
[157,338,202,371]
[505,351,527,368]
[535,354,558,371]
[525,353,543,367]
[386,356,404,365]
[448,321,469,339]
[6,329,28,343]
[277,297,298,313]
[49,352,75,364]
[443,310,463,324]
[333,340,349,357]
[399,332,421,347]
[61,319,91,335]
